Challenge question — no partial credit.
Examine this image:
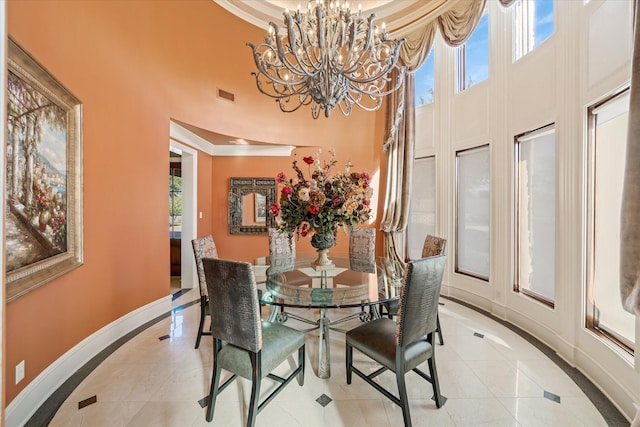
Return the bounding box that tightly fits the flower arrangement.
[270,150,373,242]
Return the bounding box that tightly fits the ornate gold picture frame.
[6,37,83,302]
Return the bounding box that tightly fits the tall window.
[513,0,554,60]
[587,90,635,354]
[456,146,490,280]
[515,124,556,305]
[457,10,489,92]
[415,50,435,106]
[169,167,182,239]
[407,156,436,260]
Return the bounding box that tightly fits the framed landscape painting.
[5,37,83,302]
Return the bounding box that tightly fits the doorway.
[169,140,197,293]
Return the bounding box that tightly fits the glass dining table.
[256,255,405,379]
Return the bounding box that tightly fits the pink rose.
[276,172,286,183]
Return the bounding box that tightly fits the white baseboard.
[5,296,172,427]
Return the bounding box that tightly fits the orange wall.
[6,0,387,405]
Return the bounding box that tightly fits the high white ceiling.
[214,0,451,36]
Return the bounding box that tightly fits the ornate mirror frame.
[229,177,276,234]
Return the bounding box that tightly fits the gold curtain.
[620,3,640,316]
[380,0,487,262]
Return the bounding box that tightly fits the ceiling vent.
[217,89,235,102]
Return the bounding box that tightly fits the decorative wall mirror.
[229,177,276,234]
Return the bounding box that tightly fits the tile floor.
[32,287,628,426]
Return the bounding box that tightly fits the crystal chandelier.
[247,0,406,119]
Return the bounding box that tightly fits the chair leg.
[427,356,445,408]
[396,369,412,427]
[195,297,206,349]
[345,343,353,384]
[206,342,222,422]
[436,313,444,345]
[297,345,305,386]
[247,352,262,427]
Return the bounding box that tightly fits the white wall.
[416,0,638,421]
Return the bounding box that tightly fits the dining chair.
[191,235,219,349]
[268,227,295,258]
[382,234,446,345]
[349,227,376,316]
[203,258,305,427]
[346,255,447,427]
[349,226,375,260]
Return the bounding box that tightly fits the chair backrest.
[203,258,262,353]
[192,235,219,297]
[349,227,376,259]
[395,255,447,347]
[421,235,447,258]
[269,228,295,258]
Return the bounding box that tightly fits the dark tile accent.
[198,395,209,408]
[316,394,332,407]
[442,296,629,427]
[158,334,171,341]
[473,332,484,338]
[431,394,448,405]
[78,395,97,409]
[544,390,561,403]
[172,289,192,301]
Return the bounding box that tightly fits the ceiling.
[215,0,451,35]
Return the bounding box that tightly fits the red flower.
[270,203,280,216]
[300,221,311,237]
[276,172,286,183]
[281,186,293,196]
[363,199,370,206]
[308,205,320,215]
[303,156,314,165]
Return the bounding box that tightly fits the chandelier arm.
[272,24,308,80]
[284,14,319,78]
[253,71,312,101]
[288,16,323,78]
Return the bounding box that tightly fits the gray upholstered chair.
[191,235,218,349]
[203,258,305,427]
[383,234,446,345]
[346,255,447,427]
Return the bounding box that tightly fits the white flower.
[298,187,310,201]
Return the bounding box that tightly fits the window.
[587,90,635,354]
[407,156,436,260]
[457,10,489,91]
[169,166,182,239]
[515,124,556,305]
[513,0,554,60]
[415,50,435,106]
[456,146,490,279]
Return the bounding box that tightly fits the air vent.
[217,89,235,102]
